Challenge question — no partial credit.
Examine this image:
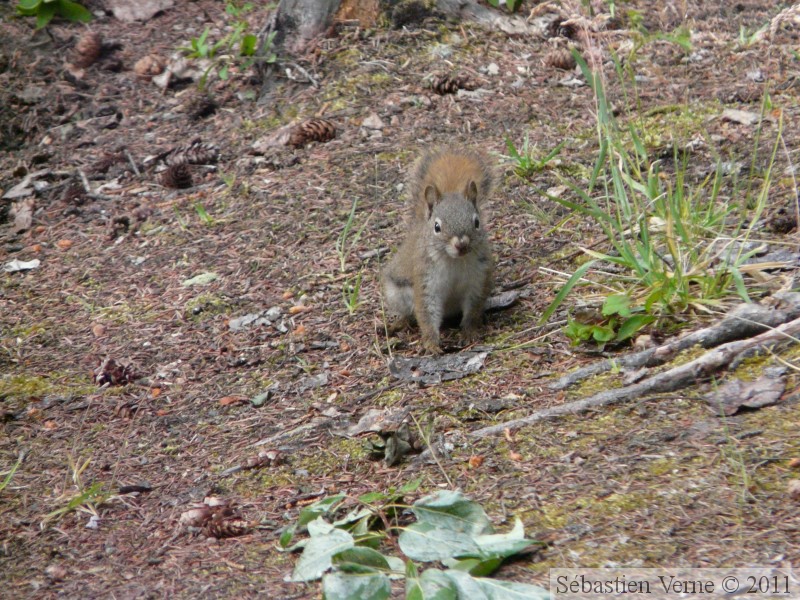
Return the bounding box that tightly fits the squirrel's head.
[424,181,482,259]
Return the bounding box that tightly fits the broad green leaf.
[322,571,391,600]
[240,33,257,56]
[56,0,92,23]
[332,547,391,572]
[445,570,551,600]
[399,476,423,495]
[591,324,616,343]
[410,491,492,536]
[602,294,631,317]
[332,506,372,529]
[444,557,503,577]
[17,0,41,10]
[289,519,354,582]
[399,522,480,562]
[406,568,458,600]
[35,1,56,28]
[616,315,656,342]
[278,493,346,549]
[358,491,388,504]
[471,518,538,559]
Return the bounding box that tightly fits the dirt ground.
[1,0,799,598]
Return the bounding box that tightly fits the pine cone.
[90,152,125,176]
[185,92,217,121]
[133,54,166,79]
[288,119,337,148]
[766,207,797,234]
[431,75,473,95]
[544,48,577,70]
[61,181,87,206]
[204,517,252,539]
[161,163,193,189]
[548,18,580,40]
[165,139,219,166]
[73,31,102,68]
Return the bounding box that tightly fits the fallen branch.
[471,305,800,438]
[549,292,800,391]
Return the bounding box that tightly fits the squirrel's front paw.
[422,338,443,355]
[460,326,481,345]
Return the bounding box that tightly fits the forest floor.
[1,0,800,598]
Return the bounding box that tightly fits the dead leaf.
[219,396,244,406]
[468,455,484,468]
[56,239,73,250]
[345,408,411,437]
[509,451,523,462]
[789,458,800,469]
[43,420,58,430]
[11,197,34,232]
[150,387,162,398]
[288,305,308,315]
[721,108,765,126]
[705,367,786,416]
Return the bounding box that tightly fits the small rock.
[361,113,384,130]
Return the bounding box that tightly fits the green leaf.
[399,521,481,562]
[399,476,423,495]
[322,572,391,600]
[280,494,346,549]
[602,294,631,317]
[591,324,616,343]
[240,33,257,56]
[34,1,56,28]
[406,568,458,600]
[290,518,355,582]
[358,491,388,504]
[445,570,551,600]
[616,315,656,342]
[411,491,493,535]
[17,0,42,10]
[444,557,504,577]
[332,547,391,573]
[538,260,597,325]
[55,0,92,23]
[564,319,594,344]
[471,517,537,559]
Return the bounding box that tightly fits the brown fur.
[383,148,496,354]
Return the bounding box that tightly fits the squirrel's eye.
[473,215,480,229]
[434,219,442,234]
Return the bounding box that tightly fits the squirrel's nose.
[453,236,470,254]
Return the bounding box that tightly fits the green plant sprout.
[41,455,110,527]
[179,2,278,89]
[194,202,215,225]
[16,0,91,29]
[336,196,369,274]
[342,271,364,315]
[503,134,566,179]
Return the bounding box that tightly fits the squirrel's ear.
[424,184,440,216]
[465,181,479,205]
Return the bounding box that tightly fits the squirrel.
[382,148,495,354]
